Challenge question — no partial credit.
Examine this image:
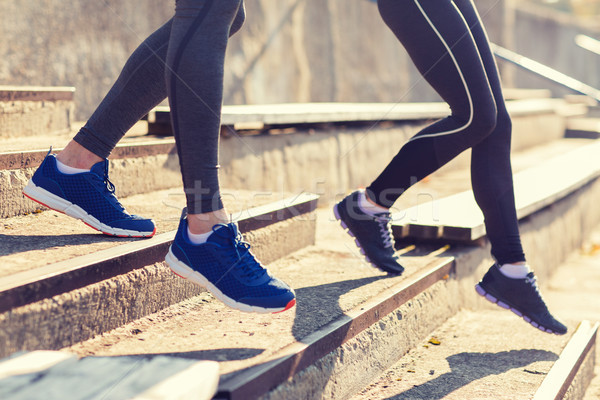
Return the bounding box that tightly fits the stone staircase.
[1,87,600,399]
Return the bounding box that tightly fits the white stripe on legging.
[408,0,474,142]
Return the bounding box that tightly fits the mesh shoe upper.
[477,264,567,334]
[335,191,404,274]
[29,153,155,233]
[170,218,295,308]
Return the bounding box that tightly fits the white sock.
[186,227,215,245]
[358,190,389,216]
[56,159,90,174]
[498,262,531,279]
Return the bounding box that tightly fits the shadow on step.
[0,233,133,257]
[116,348,265,363]
[292,275,387,340]
[384,349,559,400]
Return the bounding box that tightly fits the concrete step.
[352,224,600,400]
[392,138,600,246]
[0,86,75,138]
[566,117,600,139]
[0,350,219,400]
[541,230,600,400]
[0,190,318,358]
[0,98,580,219]
[52,182,599,400]
[350,311,597,400]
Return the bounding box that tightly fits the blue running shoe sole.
[23,180,156,238]
[165,247,296,314]
[475,283,563,335]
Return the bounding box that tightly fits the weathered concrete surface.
[349,310,574,400]
[0,188,282,278]
[0,210,316,358]
[0,100,73,138]
[55,173,600,400]
[0,98,573,219]
[544,233,600,400]
[352,225,600,400]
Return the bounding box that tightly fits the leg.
[367,0,498,208]
[164,0,295,313]
[59,4,246,168]
[451,0,524,265]
[449,0,565,334]
[336,0,498,273]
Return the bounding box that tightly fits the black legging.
[74,0,246,214]
[367,0,525,265]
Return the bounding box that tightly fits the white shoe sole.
[23,180,155,238]
[165,247,294,314]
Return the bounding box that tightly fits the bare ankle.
[57,141,103,169]
[187,208,229,234]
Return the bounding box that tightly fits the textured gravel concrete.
[350,310,574,400]
[350,227,600,400]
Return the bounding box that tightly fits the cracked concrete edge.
[0,213,315,358]
[246,176,600,400]
[561,340,596,400]
[256,280,460,400]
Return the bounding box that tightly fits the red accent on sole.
[170,269,187,280]
[274,298,296,313]
[22,192,65,215]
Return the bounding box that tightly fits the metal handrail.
[491,42,600,102]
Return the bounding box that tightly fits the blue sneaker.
[23,150,156,238]
[334,190,404,274]
[165,210,296,313]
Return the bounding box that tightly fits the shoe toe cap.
[239,287,296,310]
[110,216,156,233]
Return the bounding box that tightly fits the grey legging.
[74,0,245,214]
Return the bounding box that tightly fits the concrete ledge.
[1,99,568,218]
[0,352,219,400]
[0,86,75,102]
[0,193,318,312]
[533,320,598,400]
[0,203,317,358]
[0,86,75,138]
[222,165,600,398]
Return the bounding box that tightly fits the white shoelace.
[374,213,394,249]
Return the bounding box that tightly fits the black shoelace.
[213,224,266,281]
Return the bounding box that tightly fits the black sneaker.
[333,190,404,274]
[475,264,567,335]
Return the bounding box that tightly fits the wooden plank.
[392,140,600,242]
[133,361,219,400]
[0,355,218,400]
[148,99,563,132]
[0,351,76,380]
[0,140,176,171]
[533,320,599,400]
[0,86,75,102]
